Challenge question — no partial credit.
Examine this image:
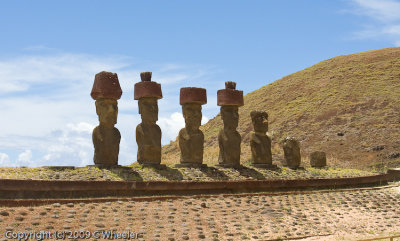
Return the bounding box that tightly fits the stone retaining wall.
[0,172,398,199]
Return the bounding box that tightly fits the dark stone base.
[175,163,207,168]
[42,166,76,170]
[87,164,121,169]
[285,166,305,170]
[251,163,278,170]
[139,163,167,170]
[216,164,243,169]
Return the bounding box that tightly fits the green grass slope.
[162,47,400,170]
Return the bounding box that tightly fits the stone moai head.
[217,81,243,130]
[91,71,122,127]
[134,72,162,124]
[251,110,268,135]
[180,87,207,131]
[96,99,118,127]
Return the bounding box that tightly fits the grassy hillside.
[162,47,400,170]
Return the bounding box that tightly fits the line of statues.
[90,71,326,169]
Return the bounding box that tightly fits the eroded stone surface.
[250,110,275,168]
[282,136,301,169]
[91,71,122,167]
[310,151,327,168]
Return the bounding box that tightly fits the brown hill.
[162,47,400,170]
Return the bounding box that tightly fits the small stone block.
[310,151,327,168]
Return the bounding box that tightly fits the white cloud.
[15,149,34,167]
[0,153,10,165]
[347,0,400,44]
[351,0,400,22]
[0,50,219,167]
[0,54,131,95]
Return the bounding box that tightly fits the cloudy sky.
[0,0,399,167]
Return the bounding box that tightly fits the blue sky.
[0,0,399,167]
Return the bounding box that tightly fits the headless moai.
[282,136,301,169]
[134,72,163,165]
[217,81,244,168]
[90,71,122,167]
[177,87,207,167]
[250,110,277,169]
[310,151,327,168]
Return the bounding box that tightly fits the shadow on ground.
[198,166,230,180]
[108,166,143,181]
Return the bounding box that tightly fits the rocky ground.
[0,164,377,182]
[0,184,399,241]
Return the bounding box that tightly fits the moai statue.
[217,81,244,168]
[282,136,301,169]
[176,87,207,168]
[250,110,277,169]
[90,71,122,167]
[134,72,163,165]
[310,151,327,168]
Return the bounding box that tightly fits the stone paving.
[0,185,399,241]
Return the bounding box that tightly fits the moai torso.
[218,128,241,165]
[282,137,301,168]
[136,123,161,164]
[179,128,204,164]
[93,126,120,166]
[249,110,273,165]
[250,133,272,164]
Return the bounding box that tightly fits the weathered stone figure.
[91,71,122,167]
[250,110,277,168]
[134,72,163,165]
[217,81,244,168]
[282,136,301,169]
[310,151,327,168]
[177,87,207,167]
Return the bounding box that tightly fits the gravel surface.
[0,185,399,240]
